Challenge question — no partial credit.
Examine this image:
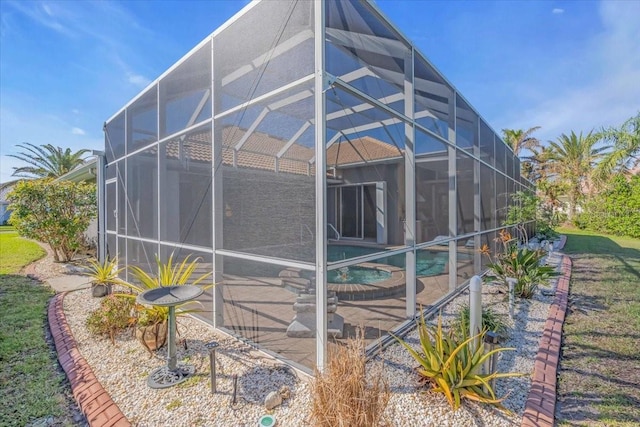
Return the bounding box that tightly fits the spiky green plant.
[117,252,213,325]
[393,313,524,411]
[85,256,123,284]
[452,305,508,339]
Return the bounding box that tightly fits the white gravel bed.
[63,256,560,426]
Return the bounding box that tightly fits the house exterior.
[0,182,16,225]
[102,0,533,370]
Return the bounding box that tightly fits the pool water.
[326,266,392,284]
[328,245,449,277]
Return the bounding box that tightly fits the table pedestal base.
[147,364,195,389]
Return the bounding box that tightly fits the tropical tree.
[547,131,608,220]
[502,126,541,157]
[8,143,90,179]
[595,112,640,179]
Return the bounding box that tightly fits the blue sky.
[1,0,639,183]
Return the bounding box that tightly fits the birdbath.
[137,285,203,389]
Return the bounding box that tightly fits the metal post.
[507,277,516,320]
[205,341,219,394]
[483,331,499,387]
[404,47,416,319]
[168,306,177,370]
[469,275,482,351]
[314,0,328,371]
[232,374,238,405]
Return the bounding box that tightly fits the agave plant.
[393,313,524,411]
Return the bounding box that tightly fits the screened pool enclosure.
[102,0,533,370]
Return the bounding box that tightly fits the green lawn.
[556,227,640,426]
[0,229,45,274]
[0,231,78,426]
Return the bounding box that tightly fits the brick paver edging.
[521,254,572,427]
[48,293,131,427]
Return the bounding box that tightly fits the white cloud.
[552,8,564,15]
[127,72,151,88]
[71,127,86,135]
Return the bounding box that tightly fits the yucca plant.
[84,256,124,297]
[393,313,524,411]
[118,252,213,324]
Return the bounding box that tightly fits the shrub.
[482,230,557,299]
[311,330,389,426]
[86,295,135,343]
[7,179,96,262]
[452,304,507,338]
[393,314,523,411]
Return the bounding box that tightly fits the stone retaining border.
[48,293,131,427]
[521,248,571,427]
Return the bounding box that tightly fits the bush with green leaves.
[86,295,135,343]
[577,174,640,238]
[393,314,523,411]
[7,179,96,262]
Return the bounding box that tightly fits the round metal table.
[137,285,203,389]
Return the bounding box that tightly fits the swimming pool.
[328,244,449,277]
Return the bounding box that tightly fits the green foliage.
[452,305,508,338]
[482,230,557,299]
[7,179,97,262]
[505,191,563,239]
[502,127,541,156]
[85,256,123,285]
[8,142,90,179]
[547,131,608,220]
[117,252,213,325]
[596,112,640,178]
[86,295,136,343]
[0,275,69,425]
[393,314,522,411]
[577,174,640,239]
[505,191,537,225]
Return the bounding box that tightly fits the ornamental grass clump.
[393,313,524,411]
[311,330,390,426]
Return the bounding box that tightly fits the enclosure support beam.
[404,48,416,319]
[314,0,328,371]
[94,151,106,263]
[448,93,457,292]
[212,37,225,328]
[474,120,482,271]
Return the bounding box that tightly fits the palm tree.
[547,131,608,220]
[502,126,541,157]
[8,143,90,179]
[595,112,640,179]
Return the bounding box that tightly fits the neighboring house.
[101,0,532,371]
[0,181,19,225]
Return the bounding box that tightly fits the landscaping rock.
[264,391,282,410]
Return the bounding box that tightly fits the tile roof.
[151,127,401,176]
[327,136,403,166]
